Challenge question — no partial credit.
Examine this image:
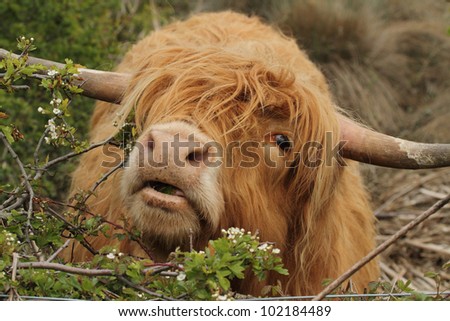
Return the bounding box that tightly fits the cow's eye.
[272,134,292,152]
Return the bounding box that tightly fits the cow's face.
[118,48,335,255]
[121,120,224,250]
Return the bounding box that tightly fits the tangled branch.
[313,193,450,301]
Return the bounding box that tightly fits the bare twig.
[312,193,450,301]
[375,170,450,216]
[46,239,71,262]
[10,85,30,91]
[419,188,447,200]
[403,239,450,257]
[116,275,176,300]
[0,195,26,217]
[40,137,113,171]
[83,160,124,203]
[0,131,38,255]
[0,187,20,209]
[44,197,155,260]
[17,261,114,276]
[189,228,194,252]
[149,0,161,30]
[17,260,179,277]
[8,253,21,301]
[45,205,79,230]
[30,236,45,262]
[33,127,50,167]
[0,132,34,212]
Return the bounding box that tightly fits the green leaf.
[273,265,289,276]
[424,271,439,279]
[216,273,230,291]
[0,125,15,144]
[228,262,245,279]
[81,277,95,292]
[6,60,14,78]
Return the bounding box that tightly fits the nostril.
[147,137,154,150]
[186,148,209,166]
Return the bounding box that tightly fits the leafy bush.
[0,0,187,200]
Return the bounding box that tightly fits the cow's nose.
[145,124,212,170]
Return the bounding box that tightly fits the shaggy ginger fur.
[65,11,379,296]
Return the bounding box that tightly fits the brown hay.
[374,169,450,292]
[280,0,450,292]
[281,0,450,135]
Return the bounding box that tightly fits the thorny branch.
[33,127,50,167]
[39,137,114,174]
[46,239,70,263]
[116,275,176,300]
[0,132,34,219]
[83,160,125,203]
[312,193,450,301]
[39,196,154,260]
[0,137,115,216]
[0,131,41,259]
[0,123,115,260]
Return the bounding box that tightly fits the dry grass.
[279,0,450,293]
[282,0,450,132]
[374,168,450,292]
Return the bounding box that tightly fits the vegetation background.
[0,0,449,297]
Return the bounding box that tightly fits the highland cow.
[19,12,447,296]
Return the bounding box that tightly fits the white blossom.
[225,227,245,240]
[217,295,228,301]
[272,248,281,254]
[50,98,62,106]
[258,243,268,251]
[106,253,115,260]
[45,118,59,141]
[37,106,44,113]
[47,70,59,77]
[53,108,61,115]
[176,272,186,281]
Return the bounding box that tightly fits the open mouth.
[139,180,189,211]
[144,181,185,197]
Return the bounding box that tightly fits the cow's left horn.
[0,49,129,103]
[339,116,450,169]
